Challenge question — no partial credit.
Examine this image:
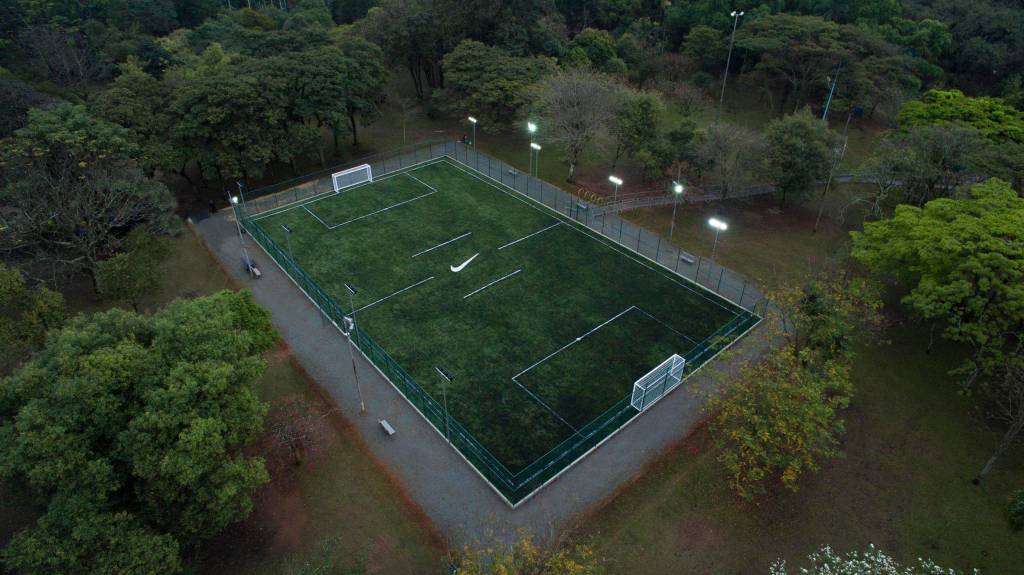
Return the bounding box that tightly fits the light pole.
[708,217,728,261]
[669,181,685,242]
[229,194,254,274]
[344,282,366,414]
[435,366,454,442]
[280,223,293,258]
[527,121,538,173]
[467,116,477,146]
[530,142,542,177]
[716,10,744,124]
[608,175,623,204]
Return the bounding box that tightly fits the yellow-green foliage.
[455,530,603,575]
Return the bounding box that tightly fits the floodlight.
[673,182,684,194]
[731,10,744,16]
[281,224,293,233]
[608,175,623,186]
[230,196,239,204]
[530,143,542,151]
[467,116,477,124]
[708,218,728,231]
[527,121,537,134]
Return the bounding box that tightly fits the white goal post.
[331,164,373,193]
[631,354,686,411]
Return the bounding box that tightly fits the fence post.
[739,280,747,307]
[717,267,725,292]
[618,219,623,242]
[656,237,661,262]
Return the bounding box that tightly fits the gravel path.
[194,210,770,545]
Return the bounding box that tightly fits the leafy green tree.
[0,77,55,138]
[851,178,1024,387]
[284,0,334,31]
[455,529,603,575]
[696,122,768,198]
[898,89,1024,145]
[332,35,391,147]
[764,108,839,206]
[0,264,65,366]
[96,229,170,312]
[442,40,556,132]
[683,24,723,71]
[567,28,625,74]
[618,18,664,87]
[609,88,663,169]
[360,0,450,100]
[0,290,276,571]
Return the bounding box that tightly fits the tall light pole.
[229,194,254,274]
[608,175,623,204]
[669,181,685,242]
[530,142,542,177]
[716,10,744,124]
[708,217,728,261]
[435,366,454,442]
[467,116,477,146]
[344,283,365,414]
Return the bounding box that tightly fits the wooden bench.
[678,252,696,265]
[379,419,396,436]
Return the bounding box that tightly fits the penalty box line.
[497,222,561,251]
[512,306,637,381]
[352,276,435,314]
[302,170,443,231]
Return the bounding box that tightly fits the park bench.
[379,419,396,437]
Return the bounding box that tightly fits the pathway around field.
[195,211,771,545]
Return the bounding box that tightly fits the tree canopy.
[0,290,277,573]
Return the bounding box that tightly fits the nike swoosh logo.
[450,253,480,272]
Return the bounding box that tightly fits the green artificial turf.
[249,158,756,503]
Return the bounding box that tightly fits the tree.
[332,35,389,148]
[898,89,1024,145]
[710,345,852,501]
[609,88,664,169]
[0,263,65,367]
[0,290,276,571]
[770,544,977,574]
[1010,490,1024,532]
[710,275,879,500]
[851,178,1024,383]
[538,68,618,182]
[454,529,603,575]
[683,25,723,71]
[18,24,111,97]
[95,228,170,312]
[269,396,332,466]
[0,77,55,138]
[442,40,556,132]
[360,0,450,100]
[0,105,178,286]
[764,108,839,206]
[566,28,625,74]
[695,123,767,197]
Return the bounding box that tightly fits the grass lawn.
[578,323,1024,573]
[0,227,445,574]
[249,159,756,502]
[620,195,851,292]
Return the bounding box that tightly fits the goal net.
[631,354,686,411]
[332,164,373,193]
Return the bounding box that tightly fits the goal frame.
[331,163,373,193]
[631,354,686,411]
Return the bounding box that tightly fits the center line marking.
[497,222,561,250]
[463,268,523,299]
[413,232,472,258]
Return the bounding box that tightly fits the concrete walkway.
[195,211,770,544]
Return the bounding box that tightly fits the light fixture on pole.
[280,223,293,257]
[716,10,744,124]
[608,175,623,204]
[435,366,454,442]
[669,181,685,242]
[530,142,542,177]
[708,217,728,261]
[228,193,253,274]
[467,116,477,146]
[344,282,365,414]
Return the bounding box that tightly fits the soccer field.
[244,156,759,505]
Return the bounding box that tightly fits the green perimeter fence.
[235,139,764,505]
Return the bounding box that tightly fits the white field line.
[462,268,522,299]
[512,306,637,380]
[303,205,330,228]
[411,232,472,258]
[497,222,562,251]
[322,190,438,229]
[439,159,740,315]
[405,172,439,193]
[353,276,435,314]
[250,158,445,221]
[509,377,581,435]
